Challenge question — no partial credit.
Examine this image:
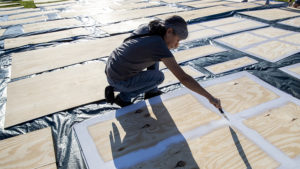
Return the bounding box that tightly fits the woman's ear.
[166,28,173,34]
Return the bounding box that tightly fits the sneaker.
[105,86,115,104]
[144,90,163,100]
[115,95,133,107]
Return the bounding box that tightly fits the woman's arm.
[161,57,221,108]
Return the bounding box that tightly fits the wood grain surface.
[279,34,300,45]
[289,66,300,75]
[37,163,57,169]
[0,8,39,16]
[0,127,56,169]
[244,102,300,158]
[9,11,57,20]
[251,27,292,38]
[6,62,107,128]
[180,1,231,8]
[280,17,300,28]
[205,77,279,114]
[5,28,90,49]
[182,29,222,42]
[132,127,279,169]
[239,8,300,21]
[11,34,128,78]
[88,94,220,162]
[0,29,5,36]
[246,40,300,61]
[215,19,265,33]
[217,32,267,49]
[205,56,257,74]
[160,45,226,69]
[23,18,81,33]
[160,66,204,87]
[199,17,242,27]
[0,16,48,27]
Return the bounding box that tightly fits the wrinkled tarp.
[0,1,299,169]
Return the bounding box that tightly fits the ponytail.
[148,20,166,38]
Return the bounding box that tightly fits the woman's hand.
[209,96,221,109]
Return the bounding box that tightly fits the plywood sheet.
[0,127,56,169]
[245,40,300,61]
[23,18,82,33]
[206,76,279,114]
[100,18,152,34]
[280,17,300,28]
[180,1,232,8]
[251,27,293,38]
[109,1,160,10]
[38,163,57,169]
[0,8,39,16]
[216,32,267,49]
[0,3,19,7]
[182,29,222,43]
[239,8,300,21]
[160,45,226,69]
[133,127,279,169]
[0,29,5,36]
[160,66,204,87]
[11,34,128,78]
[244,102,300,158]
[92,6,181,24]
[280,63,300,79]
[4,27,90,49]
[224,2,260,10]
[279,33,300,45]
[5,61,107,128]
[199,17,242,27]
[88,94,220,162]
[34,0,63,3]
[8,10,57,20]
[0,15,47,27]
[205,56,257,74]
[157,6,236,21]
[215,19,266,33]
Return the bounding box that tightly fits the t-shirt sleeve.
[152,38,174,61]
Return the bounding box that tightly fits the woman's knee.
[157,71,165,84]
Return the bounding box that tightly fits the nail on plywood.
[11,34,128,79]
[5,62,107,128]
[0,127,56,169]
[4,27,90,49]
[205,56,257,74]
[244,102,300,158]
[88,94,220,162]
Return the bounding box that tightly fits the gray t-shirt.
[105,24,174,81]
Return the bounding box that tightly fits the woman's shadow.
[109,97,199,169]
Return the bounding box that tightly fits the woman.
[105,15,221,109]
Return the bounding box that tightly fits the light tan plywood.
[0,16,47,27]
[251,27,293,38]
[199,17,242,27]
[6,62,107,128]
[180,1,232,8]
[217,32,267,48]
[187,24,206,32]
[215,19,265,33]
[289,66,300,75]
[100,18,152,34]
[160,45,226,69]
[0,29,5,36]
[206,76,279,114]
[181,29,222,43]
[92,6,181,24]
[224,2,260,10]
[246,40,300,61]
[37,163,57,169]
[157,6,236,21]
[4,27,90,49]
[23,18,81,33]
[88,94,220,162]
[160,66,204,87]
[239,8,300,21]
[34,0,62,3]
[0,8,39,15]
[244,102,300,158]
[205,56,257,74]
[163,0,192,3]
[109,1,160,10]
[280,17,300,28]
[133,127,279,169]
[0,127,56,169]
[0,3,19,7]
[279,33,300,45]
[9,10,57,20]
[11,34,128,79]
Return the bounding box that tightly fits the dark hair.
[148,20,167,38]
[148,15,188,40]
